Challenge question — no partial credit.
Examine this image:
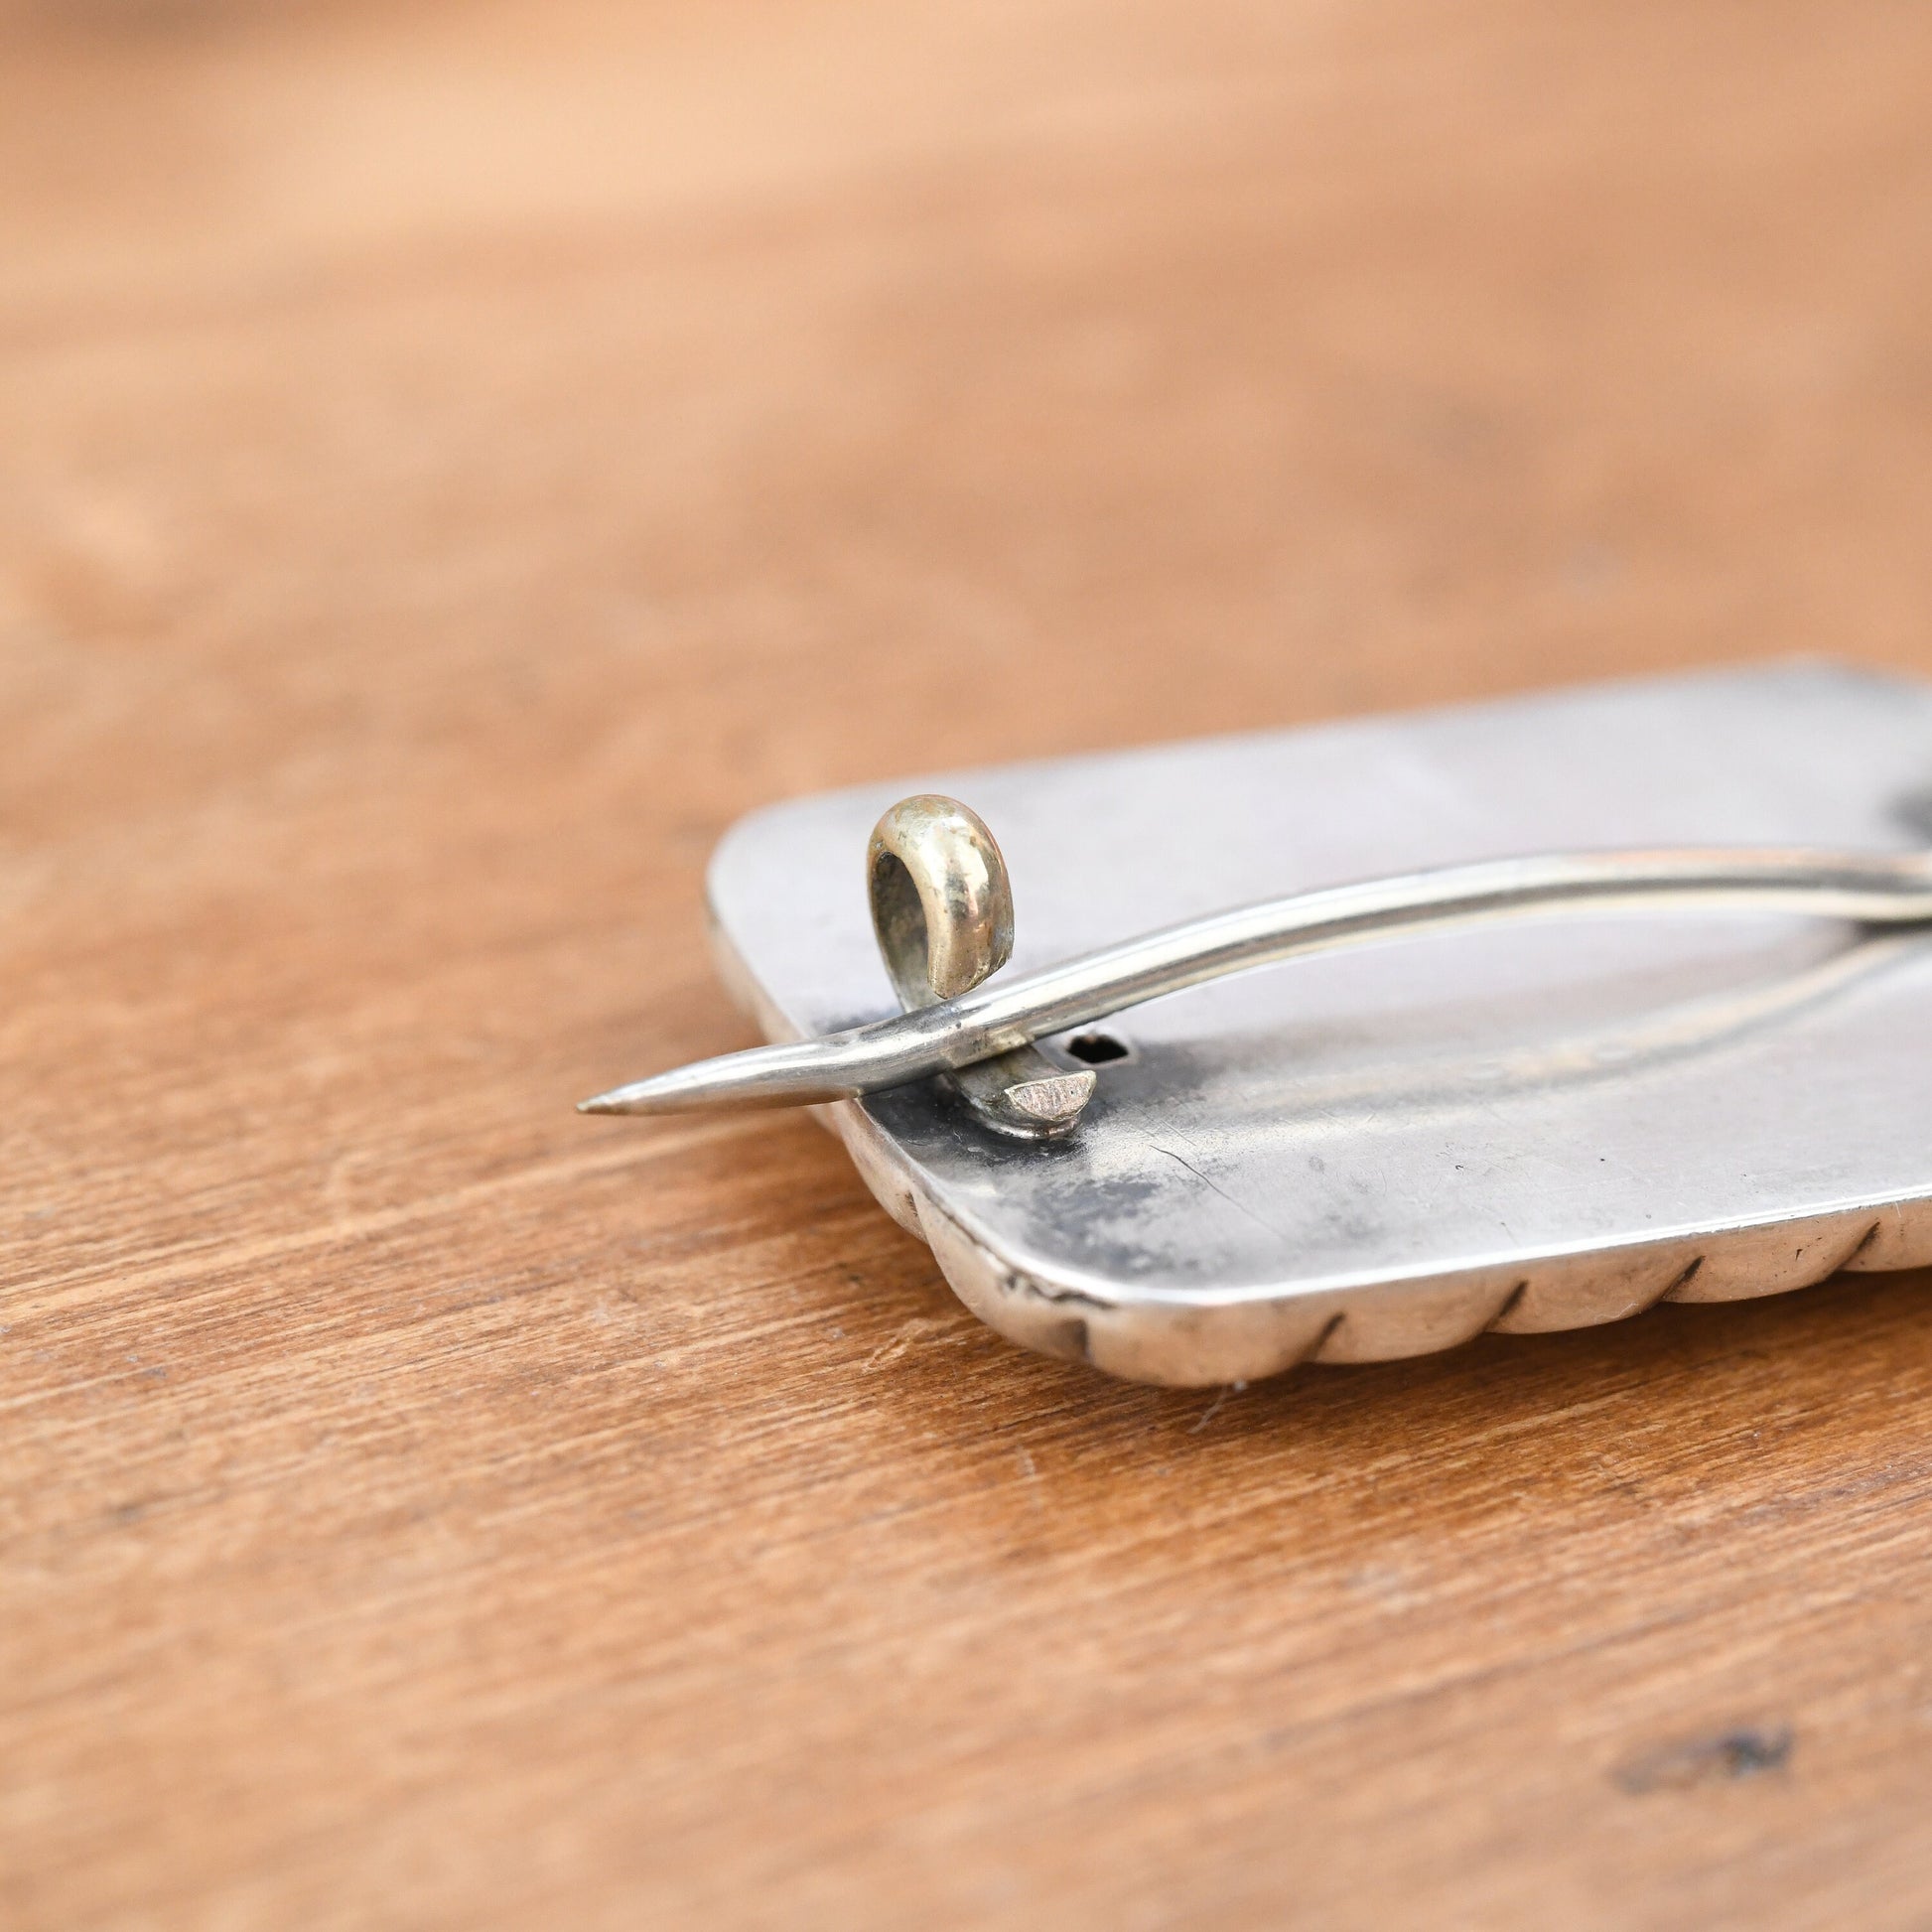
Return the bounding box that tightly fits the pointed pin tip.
[577,1072,717,1116]
[577,1090,634,1116]
[576,1041,854,1119]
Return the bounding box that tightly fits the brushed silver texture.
[674,662,1932,1384]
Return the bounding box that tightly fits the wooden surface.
[6,2,1932,1925]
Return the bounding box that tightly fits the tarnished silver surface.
[696,662,1932,1385]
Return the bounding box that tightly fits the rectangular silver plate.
[706,662,1932,1385]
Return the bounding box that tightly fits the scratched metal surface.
[708,663,1932,1381]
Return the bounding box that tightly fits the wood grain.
[4,2,1931,1925]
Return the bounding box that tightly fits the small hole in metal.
[1063,1032,1131,1065]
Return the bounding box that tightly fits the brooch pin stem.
[580,795,1932,1127]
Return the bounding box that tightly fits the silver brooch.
[583,662,1932,1385]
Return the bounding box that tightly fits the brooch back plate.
[705,663,1932,1385]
